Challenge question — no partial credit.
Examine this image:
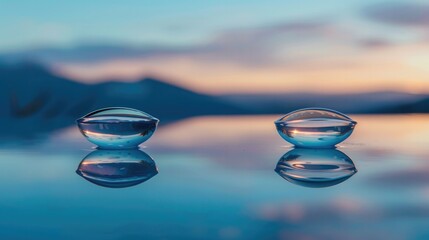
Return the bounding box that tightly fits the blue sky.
[0,0,385,51]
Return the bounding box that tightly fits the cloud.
[9,18,429,95]
[363,2,429,27]
[0,20,345,68]
[210,21,335,47]
[0,43,195,63]
[357,38,392,49]
[193,21,340,66]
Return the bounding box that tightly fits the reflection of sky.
[3,1,429,94]
[1,115,429,239]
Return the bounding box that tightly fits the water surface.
[1,115,429,240]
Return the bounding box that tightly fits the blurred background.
[2,0,429,136]
[3,1,429,240]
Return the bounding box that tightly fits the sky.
[2,0,429,94]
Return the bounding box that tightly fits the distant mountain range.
[1,62,429,137]
[222,92,427,114]
[0,62,244,137]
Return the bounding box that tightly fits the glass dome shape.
[76,107,159,149]
[275,108,357,148]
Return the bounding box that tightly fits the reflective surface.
[275,148,357,188]
[77,107,159,149]
[2,115,429,240]
[275,108,357,148]
[76,150,158,188]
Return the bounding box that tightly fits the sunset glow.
[52,42,429,94]
[3,0,429,94]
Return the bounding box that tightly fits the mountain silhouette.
[0,62,245,137]
[375,97,429,113]
[1,62,429,138]
[222,92,426,114]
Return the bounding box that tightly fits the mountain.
[0,62,245,137]
[221,92,426,114]
[376,97,429,113]
[1,62,429,138]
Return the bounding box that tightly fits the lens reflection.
[275,148,357,188]
[76,149,158,188]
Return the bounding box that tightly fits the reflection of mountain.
[1,62,429,137]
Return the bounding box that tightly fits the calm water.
[1,115,429,240]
